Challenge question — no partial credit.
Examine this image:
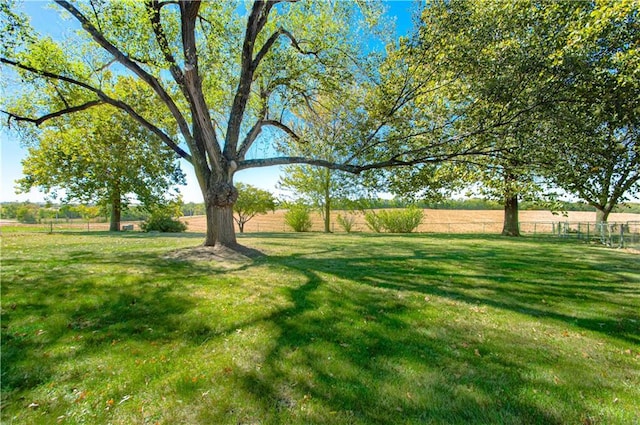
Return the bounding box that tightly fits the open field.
[2,232,639,424]
[3,209,639,235]
[184,209,640,234]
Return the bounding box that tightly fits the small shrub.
[141,212,187,233]
[16,206,38,224]
[365,207,423,233]
[336,213,356,233]
[285,204,312,232]
[364,211,383,233]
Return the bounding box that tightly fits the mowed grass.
[1,231,639,425]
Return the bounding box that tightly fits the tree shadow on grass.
[267,238,640,345]
[226,267,569,424]
[220,235,639,424]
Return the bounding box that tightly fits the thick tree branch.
[54,0,195,151]
[178,0,223,172]
[237,145,499,174]
[237,157,362,173]
[0,57,192,163]
[225,1,268,160]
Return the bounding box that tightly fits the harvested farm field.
[182,209,640,234]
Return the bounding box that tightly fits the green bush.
[336,213,356,233]
[285,204,312,232]
[16,205,38,224]
[141,212,187,233]
[364,211,383,233]
[365,207,423,233]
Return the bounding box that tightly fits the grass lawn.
[1,231,639,424]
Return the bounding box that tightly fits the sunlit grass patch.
[1,232,638,424]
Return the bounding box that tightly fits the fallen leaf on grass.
[27,402,39,409]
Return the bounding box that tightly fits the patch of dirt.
[164,244,264,263]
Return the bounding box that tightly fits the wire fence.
[535,220,640,249]
[0,219,142,233]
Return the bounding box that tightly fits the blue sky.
[0,1,419,203]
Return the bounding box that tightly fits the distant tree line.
[1,202,155,224]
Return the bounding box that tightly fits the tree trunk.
[109,192,121,232]
[203,180,239,247]
[324,197,331,233]
[595,207,610,223]
[204,203,237,246]
[501,194,520,236]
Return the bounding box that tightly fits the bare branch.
[238,118,300,160]
[263,119,299,141]
[2,100,103,126]
[94,58,117,73]
[50,83,71,109]
[252,27,320,72]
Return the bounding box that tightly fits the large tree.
[394,0,639,234]
[382,0,564,236]
[16,77,184,231]
[539,0,640,222]
[0,1,399,248]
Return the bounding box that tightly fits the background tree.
[233,183,276,233]
[544,114,639,223]
[17,101,184,231]
[279,165,337,233]
[73,204,102,222]
[539,0,640,222]
[394,0,639,234]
